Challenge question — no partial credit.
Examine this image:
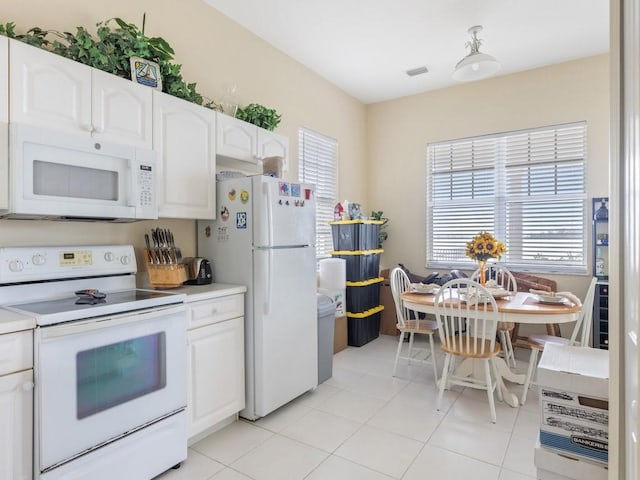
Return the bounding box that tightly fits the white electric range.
[0,244,188,480]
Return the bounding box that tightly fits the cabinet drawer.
[0,330,33,376]
[188,295,244,329]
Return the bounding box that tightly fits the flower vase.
[477,260,487,286]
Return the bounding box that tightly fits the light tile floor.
[156,334,542,480]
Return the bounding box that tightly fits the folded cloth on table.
[529,289,582,306]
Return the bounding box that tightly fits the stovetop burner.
[5,289,184,326]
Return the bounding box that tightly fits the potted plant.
[370,211,389,247]
[0,17,215,108]
[235,103,282,131]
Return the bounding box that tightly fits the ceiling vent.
[405,66,428,77]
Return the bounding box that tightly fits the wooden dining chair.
[390,267,439,382]
[520,277,598,405]
[471,263,518,369]
[434,278,502,423]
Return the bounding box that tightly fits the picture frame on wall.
[129,56,162,90]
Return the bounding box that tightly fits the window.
[426,122,587,273]
[299,127,338,258]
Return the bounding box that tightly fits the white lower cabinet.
[0,330,34,480]
[186,294,245,441]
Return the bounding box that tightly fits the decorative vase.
[477,259,487,286]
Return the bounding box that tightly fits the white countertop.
[0,282,246,335]
[140,281,247,303]
[0,308,36,335]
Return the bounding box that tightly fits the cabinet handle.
[22,381,34,391]
[210,308,218,314]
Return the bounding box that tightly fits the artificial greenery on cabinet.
[0,17,282,126]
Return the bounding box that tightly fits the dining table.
[401,290,582,407]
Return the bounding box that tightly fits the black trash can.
[317,294,336,384]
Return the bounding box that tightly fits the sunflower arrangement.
[465,231,507,261]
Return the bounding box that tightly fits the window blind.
[426,122,587,273]
[299,127,338,258]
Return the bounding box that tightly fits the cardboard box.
[333,315,347,353]
[379,275,399,335]
[537,344,609,465]
[535,438,607,480]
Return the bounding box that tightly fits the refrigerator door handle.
[264,248,273,314]
[262,180,275,246]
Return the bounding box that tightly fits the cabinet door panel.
[10,40,91,133]
[92,69,152,148]
[153,92,216,219]
[187,317,244,439]
[257,129,289,171]
[0,36,7,124]
[0,370,33,480]
[216,113,257,163]
[0,36,8,211]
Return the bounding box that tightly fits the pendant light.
[453,25,501,82]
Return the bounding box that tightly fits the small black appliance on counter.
[183,257,213,285]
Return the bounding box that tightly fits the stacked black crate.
[329,220,384,347]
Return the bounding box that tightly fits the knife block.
[145,249,187,288]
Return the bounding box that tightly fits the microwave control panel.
[138,164,154,208]
[132,150,157,219]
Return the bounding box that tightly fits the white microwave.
[1,124,157,221]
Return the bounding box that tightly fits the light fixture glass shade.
[453,52,501,81]
[452,25,501,82]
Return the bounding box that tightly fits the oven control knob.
[104,252,115,262]
[120,255,131,265]
[32,254,45,265]
[9,259,23,272]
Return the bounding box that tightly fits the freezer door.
[252,176,315,248]
[253,246,318,417]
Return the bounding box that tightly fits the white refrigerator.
[197,175,318,420]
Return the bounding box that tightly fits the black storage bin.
[346,277,383,313]
[330,250,382,282]
[347,306,383,347]
[330,220,382,251]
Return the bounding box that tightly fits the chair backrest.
[390,267,413,328]
[471,263,518,292]
[569,276,598,346]
[434,278,499,355]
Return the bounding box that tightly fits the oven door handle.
[38,304,186,339]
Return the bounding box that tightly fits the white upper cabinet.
[10,40,152,147]
[216,112,289,169]
[0,36,8,211]
[153,91,216,219]
[10,40,92,133]
[0,36,8,123]
[216,112,257,163]
[257,128,289,171]
[91,69,153,148]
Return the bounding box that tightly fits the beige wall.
[0,0,368,266]
[367,54,610,300]
[1,2,609,303]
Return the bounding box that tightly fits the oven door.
[35,304,186,472]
